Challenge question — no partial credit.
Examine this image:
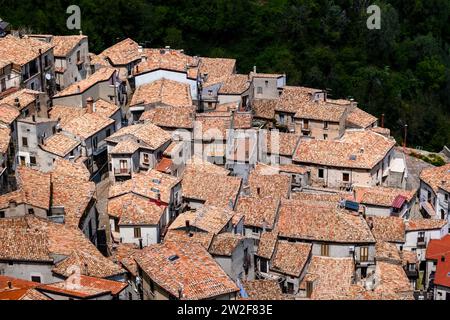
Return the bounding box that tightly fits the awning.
[392,195,407,209]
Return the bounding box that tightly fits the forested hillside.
[1,0,449,151]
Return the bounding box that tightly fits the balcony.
[114,168,131,176]
[405,269,419,279]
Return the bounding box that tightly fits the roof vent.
[152,178,161,184]
[349,155,357,161]
[151,187,160,193]
[168,255,179,262]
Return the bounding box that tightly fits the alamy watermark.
[66,5,81,30]
[367,4,381,30]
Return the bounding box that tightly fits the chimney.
[14,97,20,109]
[84,262,89,275]
[185,220,190,234]
[32,115,36,122]
[7,281,12,289]
[79,30,83,36]
[76,85,81,93]
[381,114,385,128]
[139,238,143,250]
[256,187,261,196]
[442,255,446,262]
[86,97,94,114]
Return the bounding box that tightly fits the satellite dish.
[45,73,52,80]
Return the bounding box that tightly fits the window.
[0,211,4,218]
[360,246,369,262]
[143,154,149,164]
[150,279,155,293]
[445,194,449,202]
[251,226,260,234]
[257,87,263,94]
[30,156,36,166]
[323,134,328,140]
[119,160,128,174]
[260,258,268,273]
[408,263,416,272]
[303,119,309,129]
[106,129,111,137]
[77,50,81,63]
[134,227,141,239]
[22,137,28,147]
[28,208,35,215]
[324,121,329,129]
[286,282,294,294]
[31,276,41,283]
[361,267,367,278]
[306,281,313,298]
[342,172,350,182]
[265,80,269,87]
[318,168,324,179]
[321,244,330,257]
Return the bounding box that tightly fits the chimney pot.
[86,97,94,114]
[7,281,12,289]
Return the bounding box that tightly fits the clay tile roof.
[199,57,236,87]
[140,105,196,129]
[110,243,141,276]
[374,261,413,297]
[135,241,239,300]
[52,249,124,279]
[241,280,287,300]
[346,107,378,128]
[62,112,114,140]
[354,186,416,207]
[194,115,232,141]
[218,74,250,95]
[250,72,284,79]
[419,163,450,193]
[93,99,120,118]
[184,156,230,176]
[107,121,171,151]
[0,126,11,154]
[0,35,53,66]
[209,233,244,257]
[16,166,51,210]
[294,100,347,122]
[426,235,450,260]
[108,193,165,226]
[301,256,355,300]
[271,241,312,277]
[401,250,418,266]
[109,169,180,204]
[182,170,242,207]
[0,89,41,111]
[236,196,279,229]
[256,231,278,259]
[248,171,291,199]
[262,130,301,156]
[54,67,117,97]
[278,200,375,243]
[130,78,192,107]
[136,48,197,77]
[368,216,405,243]
[252,99,277,120]
[49,105,85,126]
[233,112,253,129]
[164,229,215,250]
[275,86,321,114]
[370,126,391,136]
[0,104,20,125]
[375,241,402,264]
[405,218,448,231]
[293,129,396,170]
[97,38,142,66]
[0,216,125,278]
[169,205,234,234]
[51,35,87,57]
[41,133,80,157]
[0,276,52,300]
[110,140,141,155]
[290,192,346,203]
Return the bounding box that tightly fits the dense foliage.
[1,0,449,151]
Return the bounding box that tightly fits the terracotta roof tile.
[375,241,402,264]
[169,205,234,234]
[135,241,239,300]
[420,163,450,193]
[248,171,291,199]
[51,35,87,57]
[41,133,80,157]
[294,130,396,169]
[405,218,447,231]
[97,38,142,66]
[107,121,171,150]
[209,233,244,257]
[199,57,236,87]
[262,130,300,156]
[277,200,375,243]
[218,74,250,95]
[346,107,378,128]
[0,35,53,66]
[54,67,116,97]
[236,196,279,229]
[256,231,278,259]
[62,112,114,140]
[135,48,198,77]
[164,229,215,250]
[354,186,416,207]
[367,216,405,243]
[140,105,195,129]
[271,241,311,277]
[241,280,288,300]
[252,99,277,120]
[0,126,11,154]
[1,89,41,111]
[108,193,165,226]
[0,104,20,125]
[131,78,192,107]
